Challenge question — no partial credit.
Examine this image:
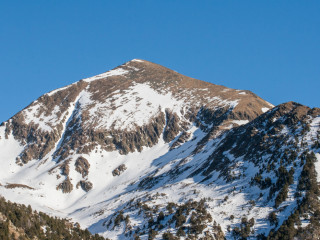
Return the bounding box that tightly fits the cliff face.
[2,59,320,239]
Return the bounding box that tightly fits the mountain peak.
[82,59,159,83]
[4,59,312,240]
[128,58,145,63]
[0,59,273,174]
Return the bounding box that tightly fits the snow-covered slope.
[1,59,320,239]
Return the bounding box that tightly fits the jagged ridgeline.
[0,59,320,239]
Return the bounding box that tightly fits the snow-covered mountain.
[1,59,320,239]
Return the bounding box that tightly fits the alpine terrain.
[1,59,320,239]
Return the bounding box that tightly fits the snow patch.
[262,107,270,113]
[83,68,129,83]
[131,59,144,63]
[232,120,249,125]
[82,83,185,130]
[22,103,62,132]
[0,127,24,179]
[47,85,72,97]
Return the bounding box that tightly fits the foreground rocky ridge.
[0,59,319,239]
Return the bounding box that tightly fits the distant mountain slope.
[1,59,320,239]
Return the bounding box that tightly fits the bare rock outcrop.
[75,156,90,178]
[56,177,73,193]
[112,164,127,176]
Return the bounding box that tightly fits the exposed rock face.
[163,109,181,143]
[170,131,191,150]
[77,180,93,192]
[112,164,127,176]
[75,156,90,177]
[60,159,71,176]
[56,177,73,193]
[7,81,88,164]
[5,183,34,190]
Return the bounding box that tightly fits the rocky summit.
[1,59,320,239]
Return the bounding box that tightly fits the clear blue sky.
[1,1,319,122]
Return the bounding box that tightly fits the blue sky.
[0,1,319,122]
